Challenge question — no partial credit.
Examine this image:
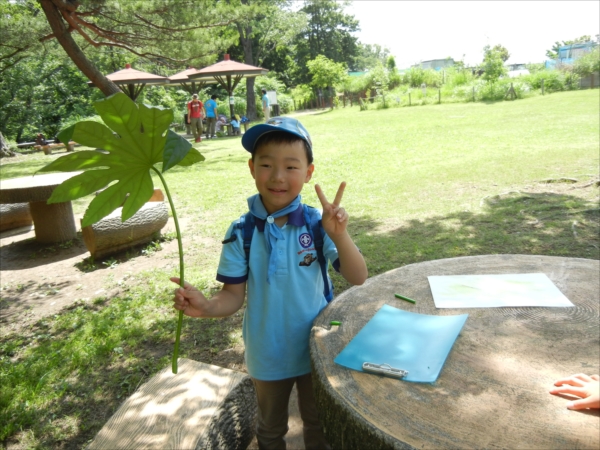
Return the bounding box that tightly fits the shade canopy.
[167,68,215,95]
[188,54,268,116]
[89,64,169,100]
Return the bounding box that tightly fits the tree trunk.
[238,22,258,121]
[39,0,120,98]
[0,132,16,158]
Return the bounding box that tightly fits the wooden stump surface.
[310,255,599,450]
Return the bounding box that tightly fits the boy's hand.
[316,182,348,238]
[550,373,600,410]
[170,277,209,318]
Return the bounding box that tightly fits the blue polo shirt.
[205,99,217,118]
[217,204,340,380]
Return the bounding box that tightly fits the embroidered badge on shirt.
[299,233,312,248]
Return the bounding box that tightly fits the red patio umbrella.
[88,64,169,100]
[188,54,268,117]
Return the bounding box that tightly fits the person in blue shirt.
[261,89,270,121]
[230,116,240,135]
[171,117,367,449]
[204,94,218,139]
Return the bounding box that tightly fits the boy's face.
[248,140,314,215]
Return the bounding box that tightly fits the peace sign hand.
[315,182,348,238]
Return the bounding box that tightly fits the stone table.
[0,172,81,243]
[310,255,599,449]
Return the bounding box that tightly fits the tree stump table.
[310,255,599,449]
[0,172,81,243]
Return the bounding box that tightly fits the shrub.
[573,47,600,77]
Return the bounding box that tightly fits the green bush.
[573,48,600,77]
[445,68,474,88]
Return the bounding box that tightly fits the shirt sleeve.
[216,221,248,284]
[323,233,341,273]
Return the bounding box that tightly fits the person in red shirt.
[187,94,205,143]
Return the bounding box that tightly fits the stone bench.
[81,189,168,259]
[34,141,76,155]
[0,202,33,232]
[87,359,257,450]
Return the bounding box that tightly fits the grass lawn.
[1,89,598,449]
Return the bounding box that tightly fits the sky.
[345,1,600,68]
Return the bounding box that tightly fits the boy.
[230,115,240,135]
[171,117,367,449]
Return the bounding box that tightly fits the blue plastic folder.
[334,304,468,383]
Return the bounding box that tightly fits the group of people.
[185,88,272,143]
[185,93,219,142]
[186,93,245,141]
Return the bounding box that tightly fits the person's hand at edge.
[550,373,600,410]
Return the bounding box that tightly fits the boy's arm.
[316,182,368,286]
[171,277,245,318]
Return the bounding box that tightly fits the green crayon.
[394,293,416,304]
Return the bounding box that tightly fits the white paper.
[428,273,574,308]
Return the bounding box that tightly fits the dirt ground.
[0,217,180,336]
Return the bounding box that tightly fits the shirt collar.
[255,204,305,232]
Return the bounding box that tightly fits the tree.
[293,0,359,83]
[2,0,242,98]
[354,43,390,71]
[386,55,396,71]
[0,46,104,142]
[0,132,16,158]
[492,44,510,63]
[233,0,307,120]
[306,55,347,108]
[481,45,507,83]
[546,35,592,59]
[0,0,49,74]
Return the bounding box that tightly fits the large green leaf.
[38,93,202,227]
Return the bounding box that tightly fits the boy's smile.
[249,140,314,215]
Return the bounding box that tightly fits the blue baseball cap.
[241,117,312,153]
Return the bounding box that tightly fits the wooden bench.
[81,189,168,259]
[33,141,76,155]
[87,359,257,449]
[0,203,32,232]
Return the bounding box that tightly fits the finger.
[170,277,192,289]
[567,397,596,410]
[550,386,586,397]
[592,375,600,381]
[554,375,588,387]
[332,182,346,207]
[571,373,594,382]
[315,184,329,208]
[337,208,348,222]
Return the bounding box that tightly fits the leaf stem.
[152,167,184,374]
